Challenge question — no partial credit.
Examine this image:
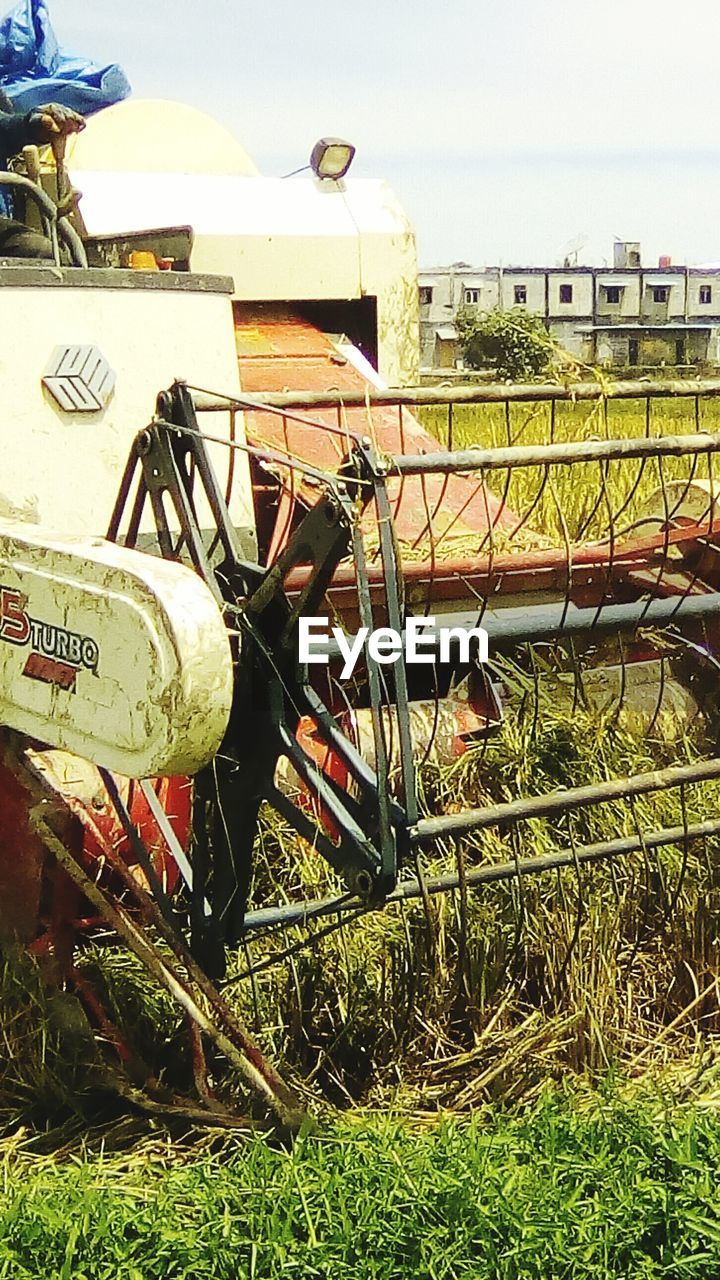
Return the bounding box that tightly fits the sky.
[44,0,720,269]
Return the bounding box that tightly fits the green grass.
[416,393,720,544]
[5,1082,720,1278]
[419,392,720,453]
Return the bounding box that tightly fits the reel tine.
[409,464,452,555]
[663,444,719,614]
[528,643,542,747]
[645,651,669,739]
[407,641,443,779]
[452,832,471,1003]
[567,637,587,718]
[510,400,543,447]
[593,454,618,624]
[418,468,437,620]
[625,792,654,963]
[504,461,551,546]
[546,460,574,632]
[609,453,648,530]
[550,811,586,1006]
[608,629,629,730]
[667,780,691,924]
[506,824,528,985]
[476,462,513,572]
[205,403,238,561]
[573,454,609,542]
[391,402,409,532]
[268,411,298,565]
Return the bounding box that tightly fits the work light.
[309,137,356,180]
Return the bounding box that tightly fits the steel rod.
[193,377,720,412]
[392,430,720,476]
[400,816,720,900]
[155,419,362,489]
[34,817,306,1128]
[483,591,720,644]
[240,814,720,935]
[320,591,720,663]
[411,757,720,844]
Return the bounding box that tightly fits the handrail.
[193,376,720,413]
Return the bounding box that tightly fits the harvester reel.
[10,375,720,1126]
[110,384,408,966]
[103,383,720,963]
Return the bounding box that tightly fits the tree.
[456,306,557,380]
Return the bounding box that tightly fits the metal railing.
[194,375,720,412]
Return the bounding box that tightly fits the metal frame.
[193,375,720,412]
[108,385,416,963]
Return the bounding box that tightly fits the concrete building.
[419,243,720,373]
[418,263,491,368]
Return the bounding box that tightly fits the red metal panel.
[0,750,46,944]
[234,305,517,545]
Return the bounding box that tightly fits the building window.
[559,284,573,304]
[419,286,433,306]
[514,284,527,305]
[652,286,669,303]
[700,284,713,305]
[464,288,480,305]
[604,286,621,305]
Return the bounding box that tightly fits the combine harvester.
[2,99,720,1126]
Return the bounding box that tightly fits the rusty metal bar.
[410,757,720,845]
[193,377,720,413]
[33,815,307,1130]
[240,814,720,935]
[392,430,720,476]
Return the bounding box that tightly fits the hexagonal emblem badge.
[43,345,115,412]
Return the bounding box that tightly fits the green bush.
[457,306,557,379]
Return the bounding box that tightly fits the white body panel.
[0,272,255,548]
[72,171,419,386]
[65,98,420,386]
[64,98,260,177]
[0,522,233,777]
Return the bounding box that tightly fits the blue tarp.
[0,0,130,116]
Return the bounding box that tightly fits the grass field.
[4,1082,720,1279]
[416,391,720,543]
[419,389,720,455]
